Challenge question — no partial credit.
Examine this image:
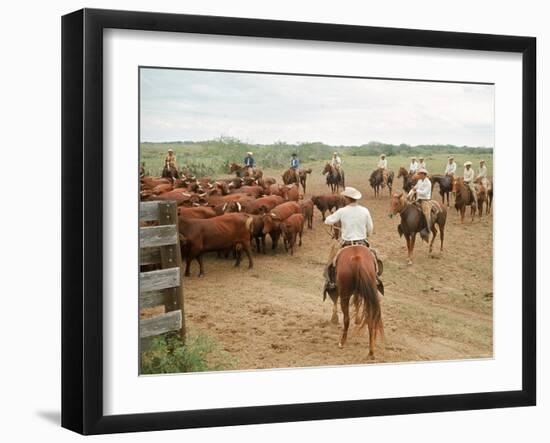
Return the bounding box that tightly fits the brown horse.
[229,162,263,179]
[389,192,447,265]
[397,167,418,192]
[369,169,394,198]
[452,177,477,223]
[322,163,345,193]
[332,246,384,357]
[430,174,453,205]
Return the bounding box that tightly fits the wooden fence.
[139,201,185,353]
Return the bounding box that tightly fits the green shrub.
[140,332,235,374]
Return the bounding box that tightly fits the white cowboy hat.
[167,148,174,153]
[479,159,486,163]
[419,157,424,160]
[448,156,454,160]
[411,156,416,160]
[380,154,386,158]
[333,152,338,155]
[247,152,253,155]
[464,161,472,166]
[417,168,428,174]
[340,186,362,200]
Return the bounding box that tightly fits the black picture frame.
[61,8,536,435]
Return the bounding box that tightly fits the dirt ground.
[181,160,493,370]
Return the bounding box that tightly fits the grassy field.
[141,144,494,371]
[140,141,493,179]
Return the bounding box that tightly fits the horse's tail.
[351,256,384,340]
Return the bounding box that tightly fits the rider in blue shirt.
[290,153,300,182]
[244,151,255,175]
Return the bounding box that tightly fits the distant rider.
[409,157,418,175]
[290,153,300,183]
[377,154,388,187]
[463,161,478,206]
[244,151,255,175]
[407,168,433,242]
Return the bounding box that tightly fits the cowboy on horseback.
[463,161,478,206]
[476,159,490,190]
[244,151,255,176]
[445,155,457,176]
[409,157,418,175]
[163,148,179,179]
[407,167,433,242]
[418,156,427,170]
[322,186,383,296]
[377,154,388,187]
[290,153,300,183]
[331,152,342,171]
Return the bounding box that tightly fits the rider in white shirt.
[407,168,433,241]
[477,160,490,190]
[445,156,457,175]
[331,152,342,170]
[463,161,478,206]
[377,154,388,187]
[418,157,427,170]
[409,157,418,175]
[323,187,381,293]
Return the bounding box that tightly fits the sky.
[140,68,494,147]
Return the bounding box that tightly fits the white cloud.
[140,68,494,147]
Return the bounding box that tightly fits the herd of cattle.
[140,162,493,277]
[140,169,342,277]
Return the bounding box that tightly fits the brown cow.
[249,214,266,254]
[229,185,264,198]
[149,189,202,206]
[258,176,277,190]
[243,195,285,214]
[178,213,254,276]
[205,193,255,209]
[151,183,174,195]
[281,213,305,255]
[281,183,300,201]
[140,176,172,189]
[262,202,301,251]
[299,198,314,229]
[177,206,217,219]
[311,194,345,220]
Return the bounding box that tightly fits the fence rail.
[139,201,185,359]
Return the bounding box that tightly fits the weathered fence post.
[139,200,186,359]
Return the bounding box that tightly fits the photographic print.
[138,67,494,374]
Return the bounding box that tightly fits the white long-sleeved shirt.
[325,204,373,241]
[409,161,418,173]
[413,178,432,200]
[445,162,457,174]
[331,156,342,167]
[378,159,387,169]
[418,161,426,170]
[464,167,475,183]
[477,165,487,179]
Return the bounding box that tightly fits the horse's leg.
[405,234,412,265]
[331,295,339,325]
[261,235,266,254]
[409,234,417,264]
[339,294,351,349]
[439,221,445,252]
[429,225,438,254]
[460,206,465,223]
[367,321,375,358]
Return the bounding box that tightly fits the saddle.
[332,241,383,277]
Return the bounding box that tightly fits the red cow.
[281,213,305,255]
[177,206,217,219]
[299,198,314,229]
[229,185,264,198]
[261,202,301,251]
[243,195,285,214]
[311,194,345,220]
[281,183,300,201]
[178,213,254,276]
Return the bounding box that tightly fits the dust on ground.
[181,161,493,370]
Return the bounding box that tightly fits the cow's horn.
[182,192,191,197]
[222,203,227,212]
[236,202,242,212]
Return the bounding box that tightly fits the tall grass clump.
[140,332,236,374]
